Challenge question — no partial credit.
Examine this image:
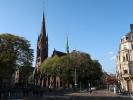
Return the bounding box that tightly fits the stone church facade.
[116,24,133,92]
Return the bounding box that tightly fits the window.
[126,54,128,61]
[124,45,127,50]
[131,44,133,49]
[132,36,133,40]
[124,70,128,74]
[126,36,128,40]
[123,57,125,62]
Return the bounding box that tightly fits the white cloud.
[107,51,116,60]
[110,55,116,60]
[108,51,114,55]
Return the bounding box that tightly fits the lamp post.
[74,68,77,88]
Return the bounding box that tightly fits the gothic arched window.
[126,54,128,61]
[123,56,125,62]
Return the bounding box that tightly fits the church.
[33,13,68,88]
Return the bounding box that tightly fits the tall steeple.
[35,12,48,67]
[34,4,48,86]
[65,34,69,53]
[40,12,46,38]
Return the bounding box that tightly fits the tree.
[0,33,33,85]
[40,55,60,77]
[59,54,75,86]
[19,66,34,86]
[40,50,103,88]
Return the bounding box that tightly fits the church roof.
[52,49,66,57]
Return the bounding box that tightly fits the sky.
[0,0,133,74]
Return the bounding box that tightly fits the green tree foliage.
[40,50,103,88]
[0,33,33,82]
[59,55,75,85]
[19,66,34,84]
[40,55,60,77]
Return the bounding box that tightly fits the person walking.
[88,83,92,94]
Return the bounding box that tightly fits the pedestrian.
[88,83,92,94]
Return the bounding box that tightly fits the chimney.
[130,24,133,32]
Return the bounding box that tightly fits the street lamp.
[74,68,77,88]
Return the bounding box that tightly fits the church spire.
[40,12,46,38]
[65,34,69,53]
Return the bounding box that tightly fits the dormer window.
[126,36,128,40]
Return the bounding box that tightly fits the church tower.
[34,13,48,85]
[36,13,48,67]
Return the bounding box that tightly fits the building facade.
[116,24,133,92]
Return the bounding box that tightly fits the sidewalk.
[65,89,117,97]
[15,89,133,100]
[65,89,133,99]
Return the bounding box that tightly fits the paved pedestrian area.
[22,89,133,100]
[65,89,116,97]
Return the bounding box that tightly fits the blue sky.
[0,0,133,73]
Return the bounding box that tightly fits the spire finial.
[42,0,45,13]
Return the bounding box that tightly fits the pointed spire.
[65,34,69,53]
[37,34,40,42]
[40,11,46,38]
